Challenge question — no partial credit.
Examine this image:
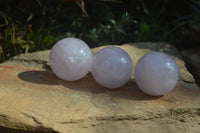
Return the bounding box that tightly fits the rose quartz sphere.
[92,47,133,88]
[134,52,179,96]
[49,37,93,81]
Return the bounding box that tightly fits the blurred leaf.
[42,34,57,45]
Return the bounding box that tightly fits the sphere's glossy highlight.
[134,52,179,96]
[49,37,93,81]
[92,47,133,88]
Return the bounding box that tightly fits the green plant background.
[0,0,199,61]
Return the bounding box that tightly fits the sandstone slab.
[0,42,199,133]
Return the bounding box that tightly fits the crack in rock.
[58,107,200,127]
[20,112,42,125]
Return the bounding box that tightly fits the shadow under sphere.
[18,70,160,101]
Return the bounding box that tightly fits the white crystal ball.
[92,47,133,88]
[134,52,179,96]
[49,37,93,81]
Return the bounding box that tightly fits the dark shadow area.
[62,73,161,101]
[180,48,200,87]
[18,70,161,101]
[18,70,61,85]
[183,59,200,87]
[0,126,57,133]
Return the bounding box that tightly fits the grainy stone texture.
[0,42,199,133]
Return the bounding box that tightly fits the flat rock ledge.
[0,42,199,133]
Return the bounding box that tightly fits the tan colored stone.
[0,43,199,133]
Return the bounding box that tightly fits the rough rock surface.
[181,48,200,87]
[0,42,199,133]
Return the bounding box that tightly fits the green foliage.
[135,21,151,41]
[84,12,135,46]
[0,0,198,61]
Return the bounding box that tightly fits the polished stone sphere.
[49,37,93,81]
[92,47,133,88]
[134,52,179,96]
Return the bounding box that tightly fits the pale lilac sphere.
[49,37,92,81]
[92,47,133,88]
[134,52,179,96]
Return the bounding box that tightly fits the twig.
[0,11,9,25]
[76,1,89,17]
